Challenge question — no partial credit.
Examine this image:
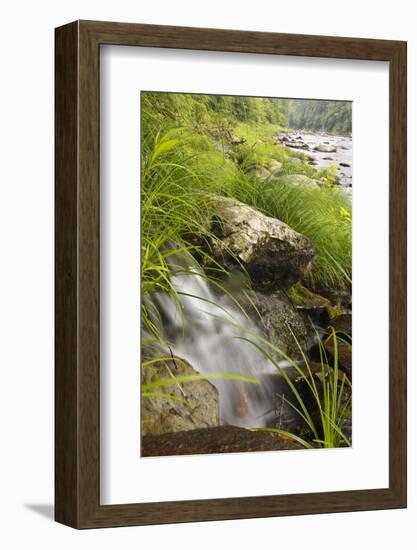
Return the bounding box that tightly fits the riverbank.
[278,130,352,188]
[141,92,352,455]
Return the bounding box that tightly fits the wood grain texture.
[55,21,79,527]
[55,20,407,529]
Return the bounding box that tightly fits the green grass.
[141,93,352,448]
[242,327,352,449]
[246,178,352,289]
[142,131,351,293]
[141,95,352,339]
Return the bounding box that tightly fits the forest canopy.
[141,92,352,136]
[288,99,352,135]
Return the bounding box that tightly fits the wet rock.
[276,133,289,143]
[288,282,331,310]
[288,283,331,327]
[141,351,219,436]
[276,361,352,439]
[273,362,325,435]
[142,426,302,456]
[314,144,337,153]
[324,334,352,377]
[315,288,352,311]
[240,288,312,359]
[286,141,310,150]
[330,313,352,338]
[209,197,316,290]
[342,417,352,441]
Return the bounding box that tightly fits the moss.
[288,282,330,309]
[327,304,344,320]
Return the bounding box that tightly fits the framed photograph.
[55,20,407,528]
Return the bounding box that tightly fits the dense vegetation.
[141,92,352,450]
[288,99,352,135]
[141,91,352,329]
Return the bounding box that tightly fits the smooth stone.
[314,144,337,153]
[141,351,219,436]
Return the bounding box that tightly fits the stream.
[282,131,352,189]
[150,267,285,428]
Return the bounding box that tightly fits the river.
[282,131,352,189]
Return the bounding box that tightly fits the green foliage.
[255,179,352,289]
[245,327,352,449]
[142,372,260,392]
[288,99,352,135]
[141,91,352,312]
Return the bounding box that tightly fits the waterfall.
[145,259,292,429]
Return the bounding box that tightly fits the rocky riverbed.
[277,131,352,188]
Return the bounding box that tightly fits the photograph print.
[140,92,352,458]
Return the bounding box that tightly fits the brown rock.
[141,354,219,436]
[324,336,352,376]
[142,426,302,457]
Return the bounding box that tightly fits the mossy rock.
[239,288,310,359]
[254,166,271,179]
[327,304,344,320]
[268,159,283,175]
[288,282,331,310]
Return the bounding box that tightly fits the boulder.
[141,352,219,436]
[276,133,289,143]
[142,426,301,457]
[209,197,315,290]
[240,288,311,359]
[269,159,283,175]
[314,144,337,153]
[288,282,331,310]
[255,166,272,179]
[286,141,309,150]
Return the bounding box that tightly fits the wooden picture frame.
[55,20,407,528]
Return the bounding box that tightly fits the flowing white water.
[148,267,289,428]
